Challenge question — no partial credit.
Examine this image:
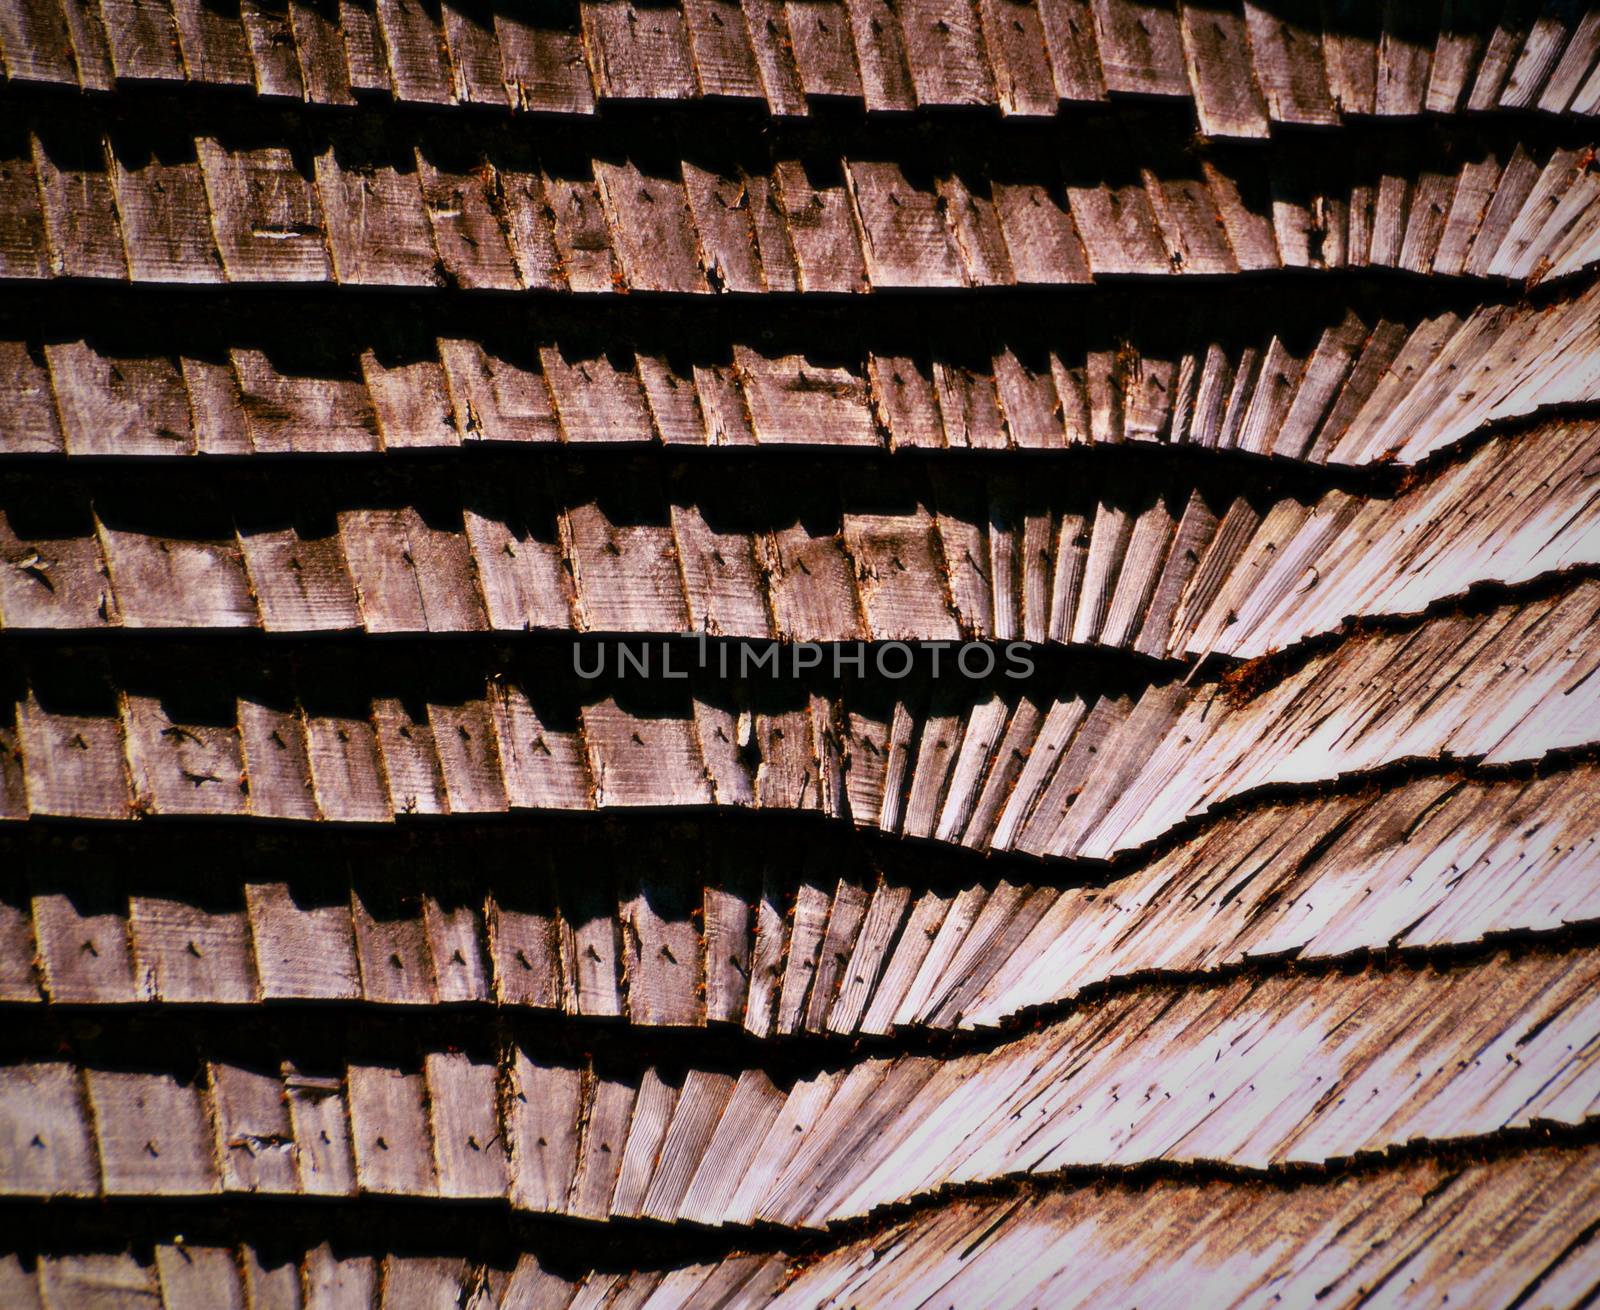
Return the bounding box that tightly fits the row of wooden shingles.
[8,1145,1600,1310]
[4,833,719,1018]
[988,578,1600,862]
[766,1144,1600,1310]
[4,579,1598,850]
[6,119,1599,291]
[4,760,1595,1039]
[4,0,1599,127]
[8,275,1596,463]
[4,944,1598,1226]
[894,762,1600,1032]
[1180,414,1600,660]
[1,1245,765,1310]
[4,414,1596,673]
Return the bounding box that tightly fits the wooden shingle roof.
[1,0,1599,1304]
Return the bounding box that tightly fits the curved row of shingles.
[5,760,1596,1040]
[4,0,1599,129]
[17,1142,1600,1310]
[4,411,1597,661]
[5,1145,1599,1310]
[3,943,1599,1229]
[5,107,1598,291]
[7,278,1599,461]
[5,579,1598,853]
[764,1143,1600,1310]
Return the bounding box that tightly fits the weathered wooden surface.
[4,111,1598,292]
[12,409,1600,662]
[3,1142,1600,1307]
[1,1,1598,1300]
[2,0,1597,128]
[6,415,1598,658]
[2,581,1597,844]
[4,944,1600,1233]
[3,762,1596,1035]
[765,1145,1600,1309]
[6,283,1595,460]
